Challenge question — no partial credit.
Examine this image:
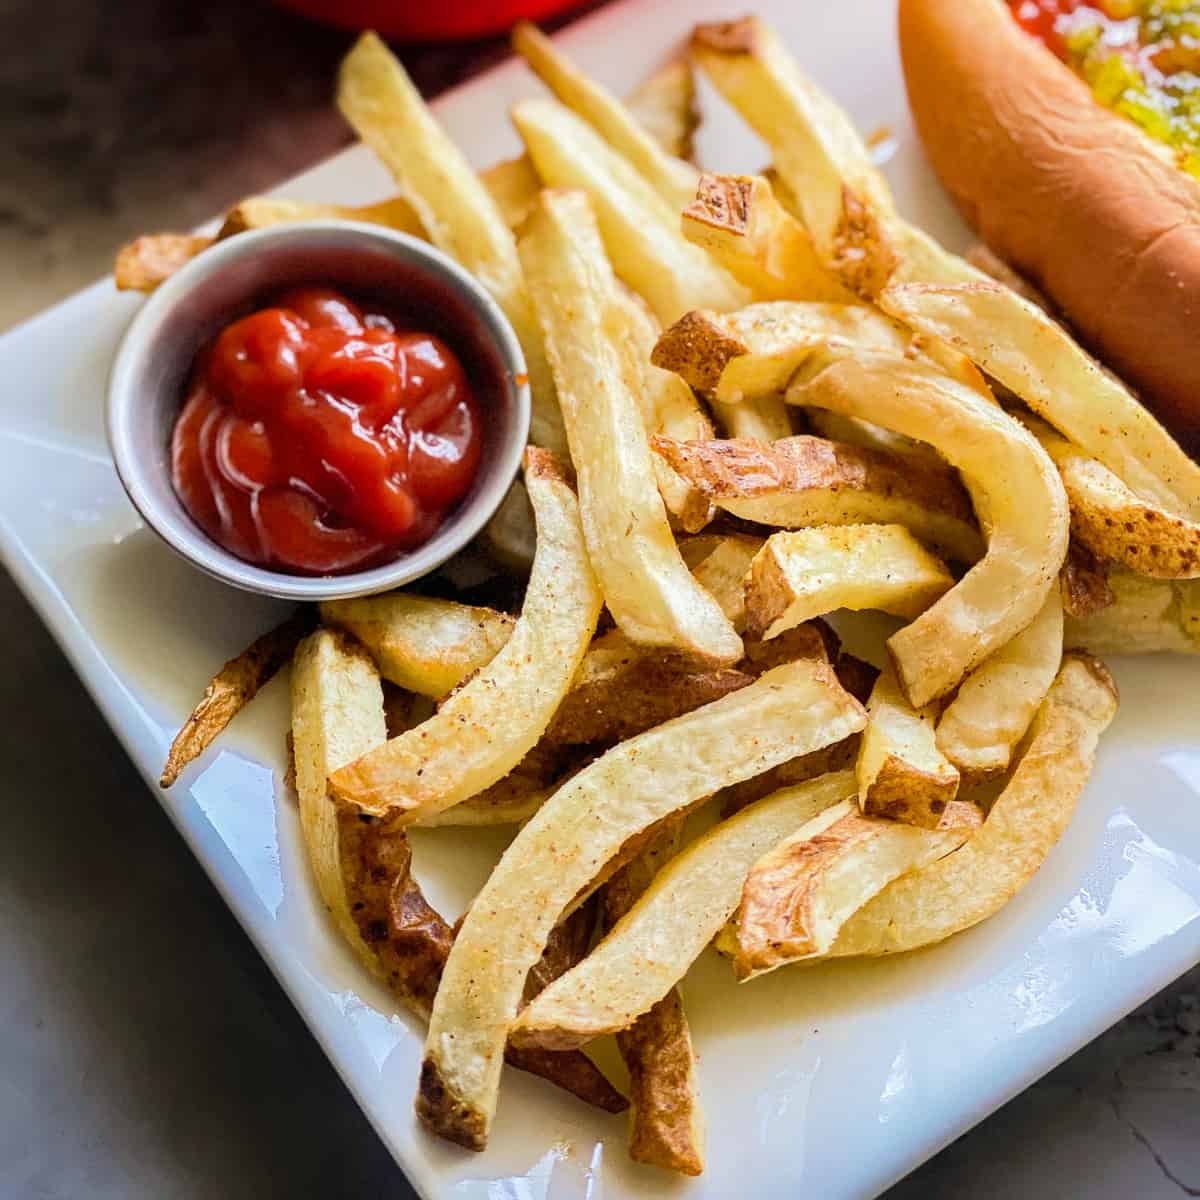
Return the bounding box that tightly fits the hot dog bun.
[899,0,1200,456]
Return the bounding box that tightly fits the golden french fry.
[512,96,749,325]
[680,532,764,630]
[319,593,514,700]
[517,189,741,663]
[626,57,699,161]
[1064,570,1200,656]
[857,662,959,828]
[745,524,954,640]
[419,661,865,1146]
[161,609,314,787]
[1060,541,1115,619]
[733,797,977,978]
[936,590,1064,780]
[879,282,1200,521]
[217,194,425,239]
[829,655,1118,956]
[512,21,699,212]
[691,16,899,296]
[337,32,566,455]
[1024,416,1200,579]
[328,449,602,820]
[508,769,859,1053]
[653,433,983,563]
[114,233,213,292]
[680,173,854,302]
[790,353,1069,706]
[604,821,705,1176]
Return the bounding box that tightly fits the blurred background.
[1,1,1198,1197]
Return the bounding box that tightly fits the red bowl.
[274,0,588,40]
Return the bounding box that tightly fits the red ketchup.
[171,286,483,575]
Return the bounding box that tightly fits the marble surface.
[1,1,1197,1196]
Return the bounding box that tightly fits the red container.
[274,0,588,40]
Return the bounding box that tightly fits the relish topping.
[1011,0,1200,177]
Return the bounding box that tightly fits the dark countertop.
[1,2,1196,1196]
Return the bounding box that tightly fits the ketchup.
[171,287,482,575]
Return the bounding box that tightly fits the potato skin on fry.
[161,608,314,787]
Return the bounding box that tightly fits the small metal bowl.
[106,220,531,601]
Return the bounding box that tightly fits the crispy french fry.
[1064,570,1200,656]
[604,821,705,1176]
[828,655,1118,956]
[879,282,1200,521]
[857,662,959,827]
[478,155,542,229]
[692,17,899,296]
[337,32,566,455]
[509,770,859,1053]
[936,590,1064,780]
[517,189,741,663]
[161,609,314,787]
[513,22,699,212]
[745,525,954,640]
[328,449,602,820]
[292,629,389,973]
[319,593,515,699]
[217,194,425,239]
[651,301,912,405]
[681,173,855,303]
[733,798,977,977]
[114,233,213,292]
[653,434,983,563]
[790,353,1069,706]
[1023,415,1200,579]
[512,96,749,325]
[805,407,944,470]
[418,660,865,1146]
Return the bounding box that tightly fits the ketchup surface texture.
[171,286,482,575]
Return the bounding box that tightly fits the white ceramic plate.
[3,1,1200,1196]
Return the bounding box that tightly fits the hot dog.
[898,0,1200,455]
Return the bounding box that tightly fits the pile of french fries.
[138,15,1200,1177]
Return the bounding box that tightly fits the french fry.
[509,770,859,1053]
[1023,415,1200,579]
[879,282,1200,521]
[691,17,899,297]
[626,57,699,162]
[114,233,213,292]
[805,406,944,469]
[964,241,1052,311]
[512,97,749,325]
[651,301,912,406]
[1064,570,1200,656]
[161,608,314,787]
[680,173,854,303]
[217,194,425,239]
[328,449,602,820]
[745,525,954,641]
[418,661,865,1146]
[857,662,959,827]
[936,590,1064,780]
[337,32,567,456]
[319,593,515,700]
[653,434,983,563]
[791,353,1069,706]
[478,156,542,229]
[829,655,1118,956]
[603,821,705,1176]
[339,808,627,1111]
[517,189,741,663]
[512,22,699,212]
[733,798,978,978]
[292,629,389,973]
